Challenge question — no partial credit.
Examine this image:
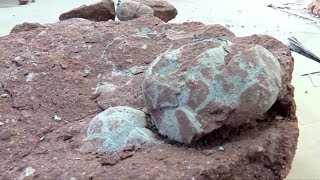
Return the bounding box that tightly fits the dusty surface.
[0,17,298,179]
[19,0,29,5]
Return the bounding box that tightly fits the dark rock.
[132,0,178,22]
[0,129,12,140]
[19,0,28,5]
[57,134,73,141]
[10,22,45,34]
[59,0,116,21]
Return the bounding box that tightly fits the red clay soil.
[0,17,298,179]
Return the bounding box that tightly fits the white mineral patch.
[94,82,117,94]
[26,73,35,82]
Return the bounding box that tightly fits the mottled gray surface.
[87,106,158,152]
[116,0,177,22]
[116,1,154,21]
[130,0,177,22]
[143,39,282,143]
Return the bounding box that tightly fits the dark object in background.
[288,36,320,64]
[19,0,28,5]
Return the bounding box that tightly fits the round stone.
[116,1,154,21]
[142,38,282,144]
[87,106,158,152]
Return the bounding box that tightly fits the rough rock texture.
[131,0,178,22]
[308,0,320,16]
[59,0,116,21]
[87,106,158,152]
[0,17,298,179]
[10,22,45,34]
[143,41,282,143]
[116,0,154,21]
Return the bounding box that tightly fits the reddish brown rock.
[0,17,298,179]
[10,22,45,34]
[59,0,115,21]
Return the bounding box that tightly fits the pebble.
[25,167,36,176]
[0,122,4,126]
[58,134,73,141]
[53,114,62,121]
[0,93,10,98]
[275,115,284,120]
[141,107,148,113]
[0,129,12,140]
[218,146,225,152]
[17,166,36,180]
[82,65,92,77]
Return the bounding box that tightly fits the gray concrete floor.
[0,0,319,179]
[0,0,20,7]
